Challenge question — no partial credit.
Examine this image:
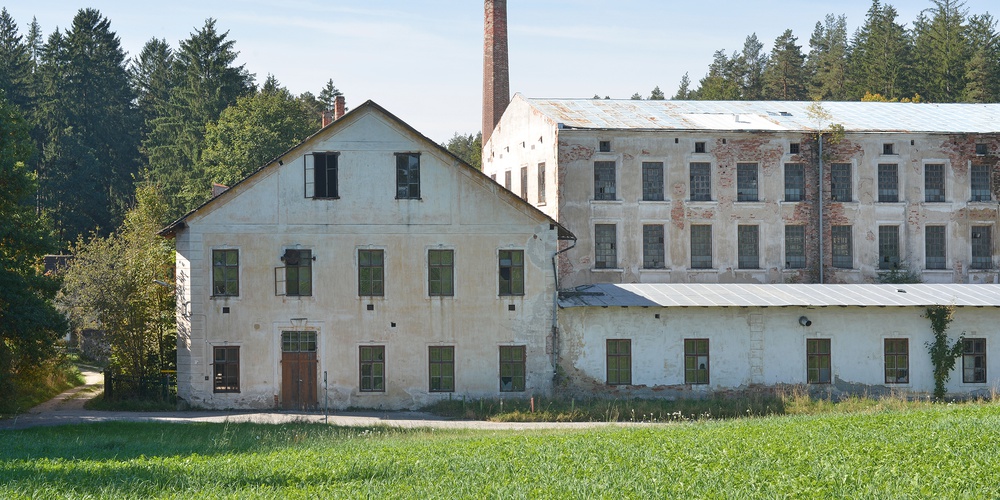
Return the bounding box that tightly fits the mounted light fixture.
[799,316,812,327]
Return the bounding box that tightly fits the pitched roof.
[559,283,1000,308]
[159,100,574,240]
[519,94,1000,134]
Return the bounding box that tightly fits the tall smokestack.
[483,0,509,145]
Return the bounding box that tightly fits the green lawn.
[3,404,999,498]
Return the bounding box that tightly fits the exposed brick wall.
[482,0,509,144]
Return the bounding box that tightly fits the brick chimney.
[321,110,334,127]
[334,95,346,120]
[482,0,509,145]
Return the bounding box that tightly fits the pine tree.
[673,72,692,99]
[0,8,33,111]
[763,29,808,100]
[912,0,971,102]
[630,92,642,100]
[34,9,141,244]
[695,50,741,100]
[963,14,1000,102]
[847,0,913,100]
[737,33,767,100]
[649,86,665,100]
[142,18,254,217]
[806,14,850,100]
[130,38,174,138]
[318,78,342,110]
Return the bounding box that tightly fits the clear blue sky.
[4,0,996,142]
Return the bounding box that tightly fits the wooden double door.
[280,331,317,410]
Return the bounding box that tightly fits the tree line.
[626,0,999,103]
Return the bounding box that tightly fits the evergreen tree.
[649,86,665,100]
[0,8,33,111]
[630,92,642,100]
[912,0,971,102]
[34,9,141,244]
[763,29,808,100]
[129,38,174,139]
[737,33,768,100]
[806,14,850,100]
[142,18,254,217]
[0,95,66,412]
[847,0,913,100]
[695,50,741,100]
[198,84,318,189]
[963,13,1000,102]
[673,72,692,99]
[318,78,342,110]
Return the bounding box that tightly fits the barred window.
[925,226,946,270]
[738,225,759,269]
[784,163,804,202]
[831,163,852,202]
[785,225,806,269]
[606,339,631,385]
[642,162,664,201]
[972,226,992,269]
[691,224,713,269]
[832,225,852,269]
[594,161,616,200]
[878,164,899,202]
[924,164,945,202]
[594,224,617,269]
[690,162,711,201]
[971,165,991,202]
[642,224,665,269]
[807,338,831,384]
[878,225,900,270]
[737,163,759,202]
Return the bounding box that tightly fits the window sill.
[592,267,623,272]
[395,197,422,201]
[310,196,340,200]
[591,199,623,204]
[735,200,764,205]
[687,200,717,204]
[969,200,995,204]
[638,199,670,204]
[641,267,669,272]
[688,268,718,272]
[210,295,240,300]
[780,199,804,204]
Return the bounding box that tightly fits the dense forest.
[630,0,999,103]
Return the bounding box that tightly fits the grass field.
[3,403,1000,498]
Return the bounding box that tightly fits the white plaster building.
[160,101,572,410]
[483,95,1000,288]
[557,283,1000,398]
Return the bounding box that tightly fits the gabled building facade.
[160,101,572,410]
[483,95,1000,288]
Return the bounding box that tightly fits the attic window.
[304,152,339,199]
[599,140,611,152]
[789,143,800,154]
[695,142,706,154]
[883,143,895,155]
[976,143,988,156]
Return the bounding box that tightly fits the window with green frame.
[498,249,524,295]
[684,339,709,384]
[359,346,385,392]
[499,345,525,392]
[606,339,631,385]
[807,338,831,384]
[429,346,454,392]
[358,249,384,296]
[428,249,454,296]
[212,249,239,296]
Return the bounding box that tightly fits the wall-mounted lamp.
[799,316,812,327]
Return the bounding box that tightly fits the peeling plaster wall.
[176,107,559,410]
[485,106,1000,288]
[558,305,1000,398]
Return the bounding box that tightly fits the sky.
[3,0,997,142]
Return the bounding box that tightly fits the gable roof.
[517,94,1000,134]
[159,100,573,240]
[559,283,1000,308]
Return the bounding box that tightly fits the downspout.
[818,132,824,284]
[551,235,577,372]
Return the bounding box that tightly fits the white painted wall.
[174,104,561,410]
[558,305,1000,397]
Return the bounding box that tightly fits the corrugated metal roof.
[522,95,1000,133]
[558,283,1000,308]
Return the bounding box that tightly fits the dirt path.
[1,367,629,431]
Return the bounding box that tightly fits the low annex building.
[483,95,1000,288]
[558,283,1000,397]
[160,101,573,410]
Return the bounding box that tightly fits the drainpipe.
[550,235,577,371]
[818,132,824,284]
